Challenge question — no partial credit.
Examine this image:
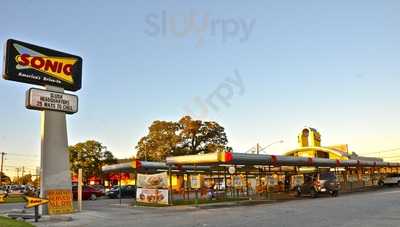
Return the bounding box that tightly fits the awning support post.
[168,165,173,206]
[224,167,227,200]
[119,171,122,205]
[245,170,249,199]
[134,169,138,206]
[194,165,199,207]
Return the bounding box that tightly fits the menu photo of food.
[136,188,169,205]
[137,172,169,189]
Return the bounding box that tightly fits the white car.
[379,174,400,186]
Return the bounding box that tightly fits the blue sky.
[1,1,400,176]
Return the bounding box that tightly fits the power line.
[6,159,40,164]
[4,165,36,169]
[245,146,256,154]
[380,154,400,159]
[7,153,39,158]
[361,147,400,155]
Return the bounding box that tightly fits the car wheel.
[397,181,400,187]
[331,190,339,197]
[378,181,384,187]
[90,194,97,200]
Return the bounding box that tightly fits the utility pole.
[22,166,25,177]
[16,167,20,184]
[256,143,260,155]
[0,152,6,185]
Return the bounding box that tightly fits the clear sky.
[1,1,400,177]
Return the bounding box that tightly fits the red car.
[72,186,104,200]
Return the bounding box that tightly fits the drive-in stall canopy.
[102,152,400,205]
[166,151,400,168]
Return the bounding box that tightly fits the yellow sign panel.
[47,189,74,215]
[167,151,227,165]
[191,175,202,189]
[24,196,49,208]
[0,194,6,203]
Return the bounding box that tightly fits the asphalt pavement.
[1,187,400,227]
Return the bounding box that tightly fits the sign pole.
[40,85,72,215]
[78,169,82,212]
[35,206,39,222]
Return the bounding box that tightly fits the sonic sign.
[3,39,82,91]
[2,39,81,215]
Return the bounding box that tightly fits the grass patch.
[3,195,25,204]
[0,216,34,227]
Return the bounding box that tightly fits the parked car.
[90,185,106,194]
[0,187,8,197]
[295,172,339,198]
[379,173,400,187]
[72,185,105,200]
[107,185,136,199]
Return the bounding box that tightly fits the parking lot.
[1,187,399,227]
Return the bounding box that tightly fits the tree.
[136,116,229,161]
[12,175,31,185]
[68,140,118,182]
[32,176,40,188]
[178,116,228,155]
[19,174,33,185]
[0,172,11,185]
[136,121,181,161]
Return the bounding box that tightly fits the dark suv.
[295,172,339,198]
[107,185,136,199]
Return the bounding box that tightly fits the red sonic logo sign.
[3,39,82,91]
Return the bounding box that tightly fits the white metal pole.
[78,169,83,212]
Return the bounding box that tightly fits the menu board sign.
[190,175,202,189]
[136,188,168,205]
[26,88,78,114]
[137,172,169,189]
